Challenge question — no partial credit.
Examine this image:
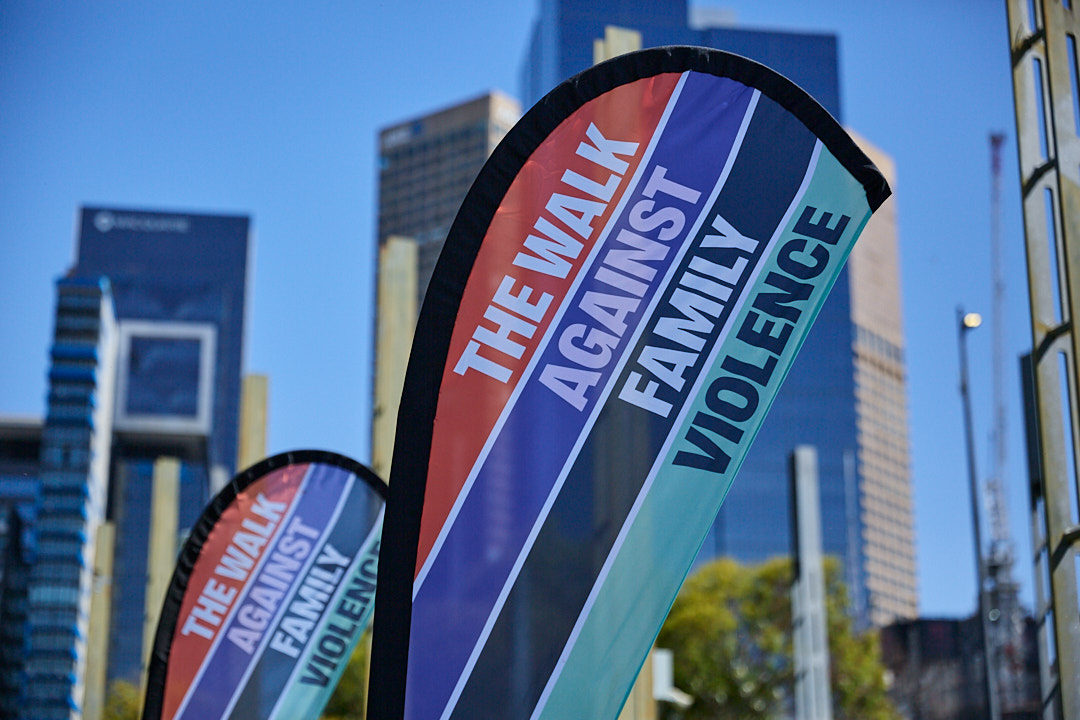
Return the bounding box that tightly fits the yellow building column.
[238,373,269,472]
[140,457,179,700]
[83,521,115,720]
[372,237,418,481]
[593,25,642,64]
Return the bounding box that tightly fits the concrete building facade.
[372,92,521,479]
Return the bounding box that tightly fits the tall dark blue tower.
[73,206,250,685]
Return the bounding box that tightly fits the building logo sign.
[93,211,116,233]
[93,210,190,234]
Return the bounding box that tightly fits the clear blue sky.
[0,1,1029,619]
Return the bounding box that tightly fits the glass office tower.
[521,0,916,627]
[0,417,41,716]
[71,207,250,688]
[73,207,249,480]
[521,1,840,114]
[24,277,118,720]
[373,93,521,478]
[13,207,249,717]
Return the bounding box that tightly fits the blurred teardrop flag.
[366,45,890,720]
[142,450,386,720]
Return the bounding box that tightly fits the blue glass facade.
[0,507,32,718]
[124,336,202,418]
[74,207,249,476]
[521,0,869,620]
[105,456,206,683]
[71,207,250,686]
[0,420,40,718]
[10,208,248,715]
[522,0,841,119]
[25,277,118,720]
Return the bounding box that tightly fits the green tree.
[321,629,371,720]
[656,556,898,720]
[103,679,140,720]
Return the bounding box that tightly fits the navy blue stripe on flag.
[449,92,818,719]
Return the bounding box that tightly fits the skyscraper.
[848,135,918,626]
[372,92,521,477]
[376,91,522,302]
[72,207,249,485]
[24,277,118,719]
[0,416,42,716]
[521,0,915,627]
[18,207,251,717]
[69,207,250,688]
[521,2,840,117]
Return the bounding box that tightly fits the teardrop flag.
[142,450,387,720]
[368,46,890,719]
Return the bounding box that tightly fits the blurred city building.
[25,276,119,720]
[847,135,918,627]
[376,91,522,307]
[7,207,251,719]
[72,207,250,695]
[372,91,522,479]
[880,615,1041,720]
[0,417,41,717]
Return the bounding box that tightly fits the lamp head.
[962,312,982,330]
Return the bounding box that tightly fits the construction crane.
[987,133,1013,570]
[984,132,1026,714]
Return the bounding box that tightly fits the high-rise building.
[13,208,251,717]
[24,277,118,719]
[376,91,522,302]
[521,2,840,117]
[848,135,918,626]
[520,0,915,628]
[0,416,42,716]
[68,207,250,689]
[72,208,249,484]
[372,92,521,478]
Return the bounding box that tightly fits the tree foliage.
[656,556,898,720]
[102,634,373,720]
[103,679,140,720]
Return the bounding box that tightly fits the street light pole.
[957,307,1000,720]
